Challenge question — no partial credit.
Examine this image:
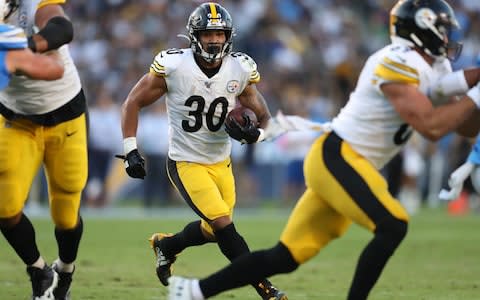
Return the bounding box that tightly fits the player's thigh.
[309,132,409,231]
[0,116,42,217]
[44,114,87,228]
[280,188,351,264]
[167,158,233,234]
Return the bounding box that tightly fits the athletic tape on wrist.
[123,137,137,155]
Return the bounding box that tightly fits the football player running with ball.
[0,1,87,300]
[119,2,286,300]
[166,0,480,299]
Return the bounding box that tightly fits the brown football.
[226,106,258,127]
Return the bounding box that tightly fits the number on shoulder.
[231,52,260,83]
[150,48,185,77]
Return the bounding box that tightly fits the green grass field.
[1,207,479,300]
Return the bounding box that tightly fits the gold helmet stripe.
[209,3,218,19]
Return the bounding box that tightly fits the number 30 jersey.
[331,43,453,169]
[150,48,260,164]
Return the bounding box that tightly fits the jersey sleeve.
[232,52,261,84]
[37,0,66,9]
[149,48,184,78]
[0,25,27,50]
[373,50,419,90]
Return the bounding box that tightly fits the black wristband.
[37,16,74,51]
[27,36,37,52]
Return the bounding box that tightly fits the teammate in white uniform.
[119,2,286,300]
[166,1,480,300]
[0,1,86,299]
[0,0,64,89]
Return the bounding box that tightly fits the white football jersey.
[0,0,81,115]
[331,42,453,169]
[150,48,260,164]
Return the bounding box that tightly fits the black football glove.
[225,115,260,144]
[115,149,146,179]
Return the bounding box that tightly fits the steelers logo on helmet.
[186,2,234,63]
[389,0,462,62]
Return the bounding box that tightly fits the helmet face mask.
[390,0,462,61]
[187,2,234,64]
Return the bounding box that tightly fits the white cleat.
[168,276,194,300]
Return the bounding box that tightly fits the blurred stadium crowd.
[28,0,480,211]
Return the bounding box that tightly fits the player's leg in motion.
[44,114,88,300]
[155,158,286,299]
[319,132,409,299]
[169,132,409,300]
[0,116,58,299]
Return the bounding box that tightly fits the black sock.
[55,216,83,264]
[214,223,250,260]
[348,218,408,300]
[200,242,298,298]
[161,220,210,258]
[0,213,40,265]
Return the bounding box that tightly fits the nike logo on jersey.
[66,131,77,137]
[204,81,213,88]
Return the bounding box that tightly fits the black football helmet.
[390,0,462,61]
[186,2,234,63]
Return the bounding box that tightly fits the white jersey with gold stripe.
[0,0,81,115]
[331,42,452,169]
[150,48,260,164]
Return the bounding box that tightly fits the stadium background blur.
[27,0,480,213]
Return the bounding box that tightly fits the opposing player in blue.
[0,0,63,89]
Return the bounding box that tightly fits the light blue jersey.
[467,137,480,165]
[0,24,27,90]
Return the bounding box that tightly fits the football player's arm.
[118,73,167,179]
[6,48,64,80]
[237,84,272,128]
[453,68,480,137]
[382,82,478,141]
[29,2,73,53]
[428,68,480,137]
[121,73,167,139]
